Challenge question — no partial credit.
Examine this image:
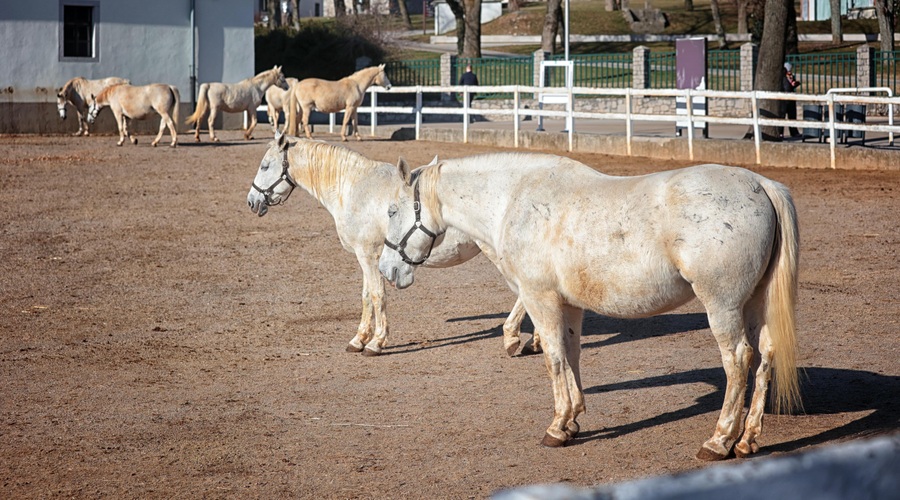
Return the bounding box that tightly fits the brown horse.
[57,76,129,136]
[186,66,289,143]
[287,65,391,142]
[87,83,180,147]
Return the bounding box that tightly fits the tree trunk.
[508,0,521,12]
[605,0,619,11]
[747,0,765,44]
[684,0,694,11]
[786,0,798,55]
[711,0,727,48]
[754,0,789,140]
[334,0,347,16]
[737,0,748,35]
[396,0,413,29]
[268,0,281,28]
[875,0,895,52]
[830,0,842,44]
[446,0,467,55]
[541,0,563,55]
[462,0,483,57]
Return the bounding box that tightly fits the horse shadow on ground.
[571,366,900,455]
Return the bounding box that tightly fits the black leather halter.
[383,181,442,266]
[251,149,297,206]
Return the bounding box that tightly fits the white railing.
[254,85,900,169]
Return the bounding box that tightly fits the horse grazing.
[87,83,180,147]
[379,153,801,460]
[186,65,289,142]
[57,76,129,136]
[246,132,529,356]
[265,77,299,134]
[286,64,391,142]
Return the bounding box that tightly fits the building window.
[59,2,99,61]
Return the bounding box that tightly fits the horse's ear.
[425,155,439,167]
[378,63,386,70]
[397,157,412,186]
[275,130,288,151]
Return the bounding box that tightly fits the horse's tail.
[169,85,181,133]
[286,86,298,136]
[760,179,801,415]
[186,83,209,125]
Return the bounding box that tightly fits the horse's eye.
[388,204,398,217]
[260,162,269,172]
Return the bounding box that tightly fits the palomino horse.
[57,76,129,136]
[265,77,299,134]
[246,132,529,356]
[379,153,801,460]
[87,83,180,147]
[286,64,391,142]
[186,66,289,142]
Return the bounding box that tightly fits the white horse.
[57,76,129,136]
[246,132,530,356]
[286,64,392,142]
[379,152,801,461]
[87,83,180,147]
[265,77,299,134]
[186,65,289,142]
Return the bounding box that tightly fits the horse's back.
[482,159,779,316]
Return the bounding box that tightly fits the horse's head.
[85,94,102,124]
[248,131,297,217]
[375,64,392,90]
[56,90,67,120]
[379,157,444,289]
[272,65,290,91]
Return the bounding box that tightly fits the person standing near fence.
[782,62,801,138]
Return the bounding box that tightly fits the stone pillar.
[441,53,456,102]
[633,46,650,89]
[740,43,758,91]
[857,45,875,88]
[533,49,545,88]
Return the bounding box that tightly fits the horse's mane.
[60,77,85,97]
[253,67,280,84]
[414,161,445,229]
[290,139,382,203]
[94,82,127,102]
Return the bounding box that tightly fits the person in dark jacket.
[782,62,801,138]
[459,64,479,106]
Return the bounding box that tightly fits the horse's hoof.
[362,347,381,357]
[521,342,542,356]
[346,344,363,353]
[194,137,200,143]
[734,441,758,458]
[541,433,567,448]
[504,340,520,357]
[696,445,729,461]
[212,138,220,143]
[565,421,580,439]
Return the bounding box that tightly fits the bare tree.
[445,0,467,55]
[711,0,727,48]
[830,0,842,44]
[684,0,694,11]
[508,0,521,12]
[736,0,749,35]
[605,0,620,11]
[754,0,790,140]
[541,0,563,55]
[396,0,413,29]
[334,0,347,17]
[268,0,281,28]
[875,0,895,52]
[445,0,482,57]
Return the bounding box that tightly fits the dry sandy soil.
[1,130,898,498]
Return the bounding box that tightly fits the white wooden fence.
[254,85,900,170]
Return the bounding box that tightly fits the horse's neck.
[430,164,511,251]
[288,145,370,212]
[351,69,378,90]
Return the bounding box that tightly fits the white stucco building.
[0,0,255,134]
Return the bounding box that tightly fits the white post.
[685,89,694,161]
[514,86,520,148]
[415,88,422,141]
[370,88,377,137]
[463,88,469,140]
[329,113,335,133]
[567,86,573,151]
[625,89,633,156]
[828,93,837,169]
[751,93,761,165]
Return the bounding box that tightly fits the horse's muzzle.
[248,198,269,217]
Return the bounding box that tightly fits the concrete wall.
[0,0,254,134]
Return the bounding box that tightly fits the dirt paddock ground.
[1,131,898,498]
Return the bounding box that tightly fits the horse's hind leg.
[736,294,772,458]
[207,106,219,142]
[245,110,257,140]
[697,307,753,461]
[151,115,167,147]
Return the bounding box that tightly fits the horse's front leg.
[112,111,126,146]
[75,110,87,136]
[339,109,353,142]
[521,291,578,447]
[697,308,753,461]
[302,106,314,140]
[502,298,527,356]
[352,110,362,141]
[245,108,258,140]
[347,262,375,353]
